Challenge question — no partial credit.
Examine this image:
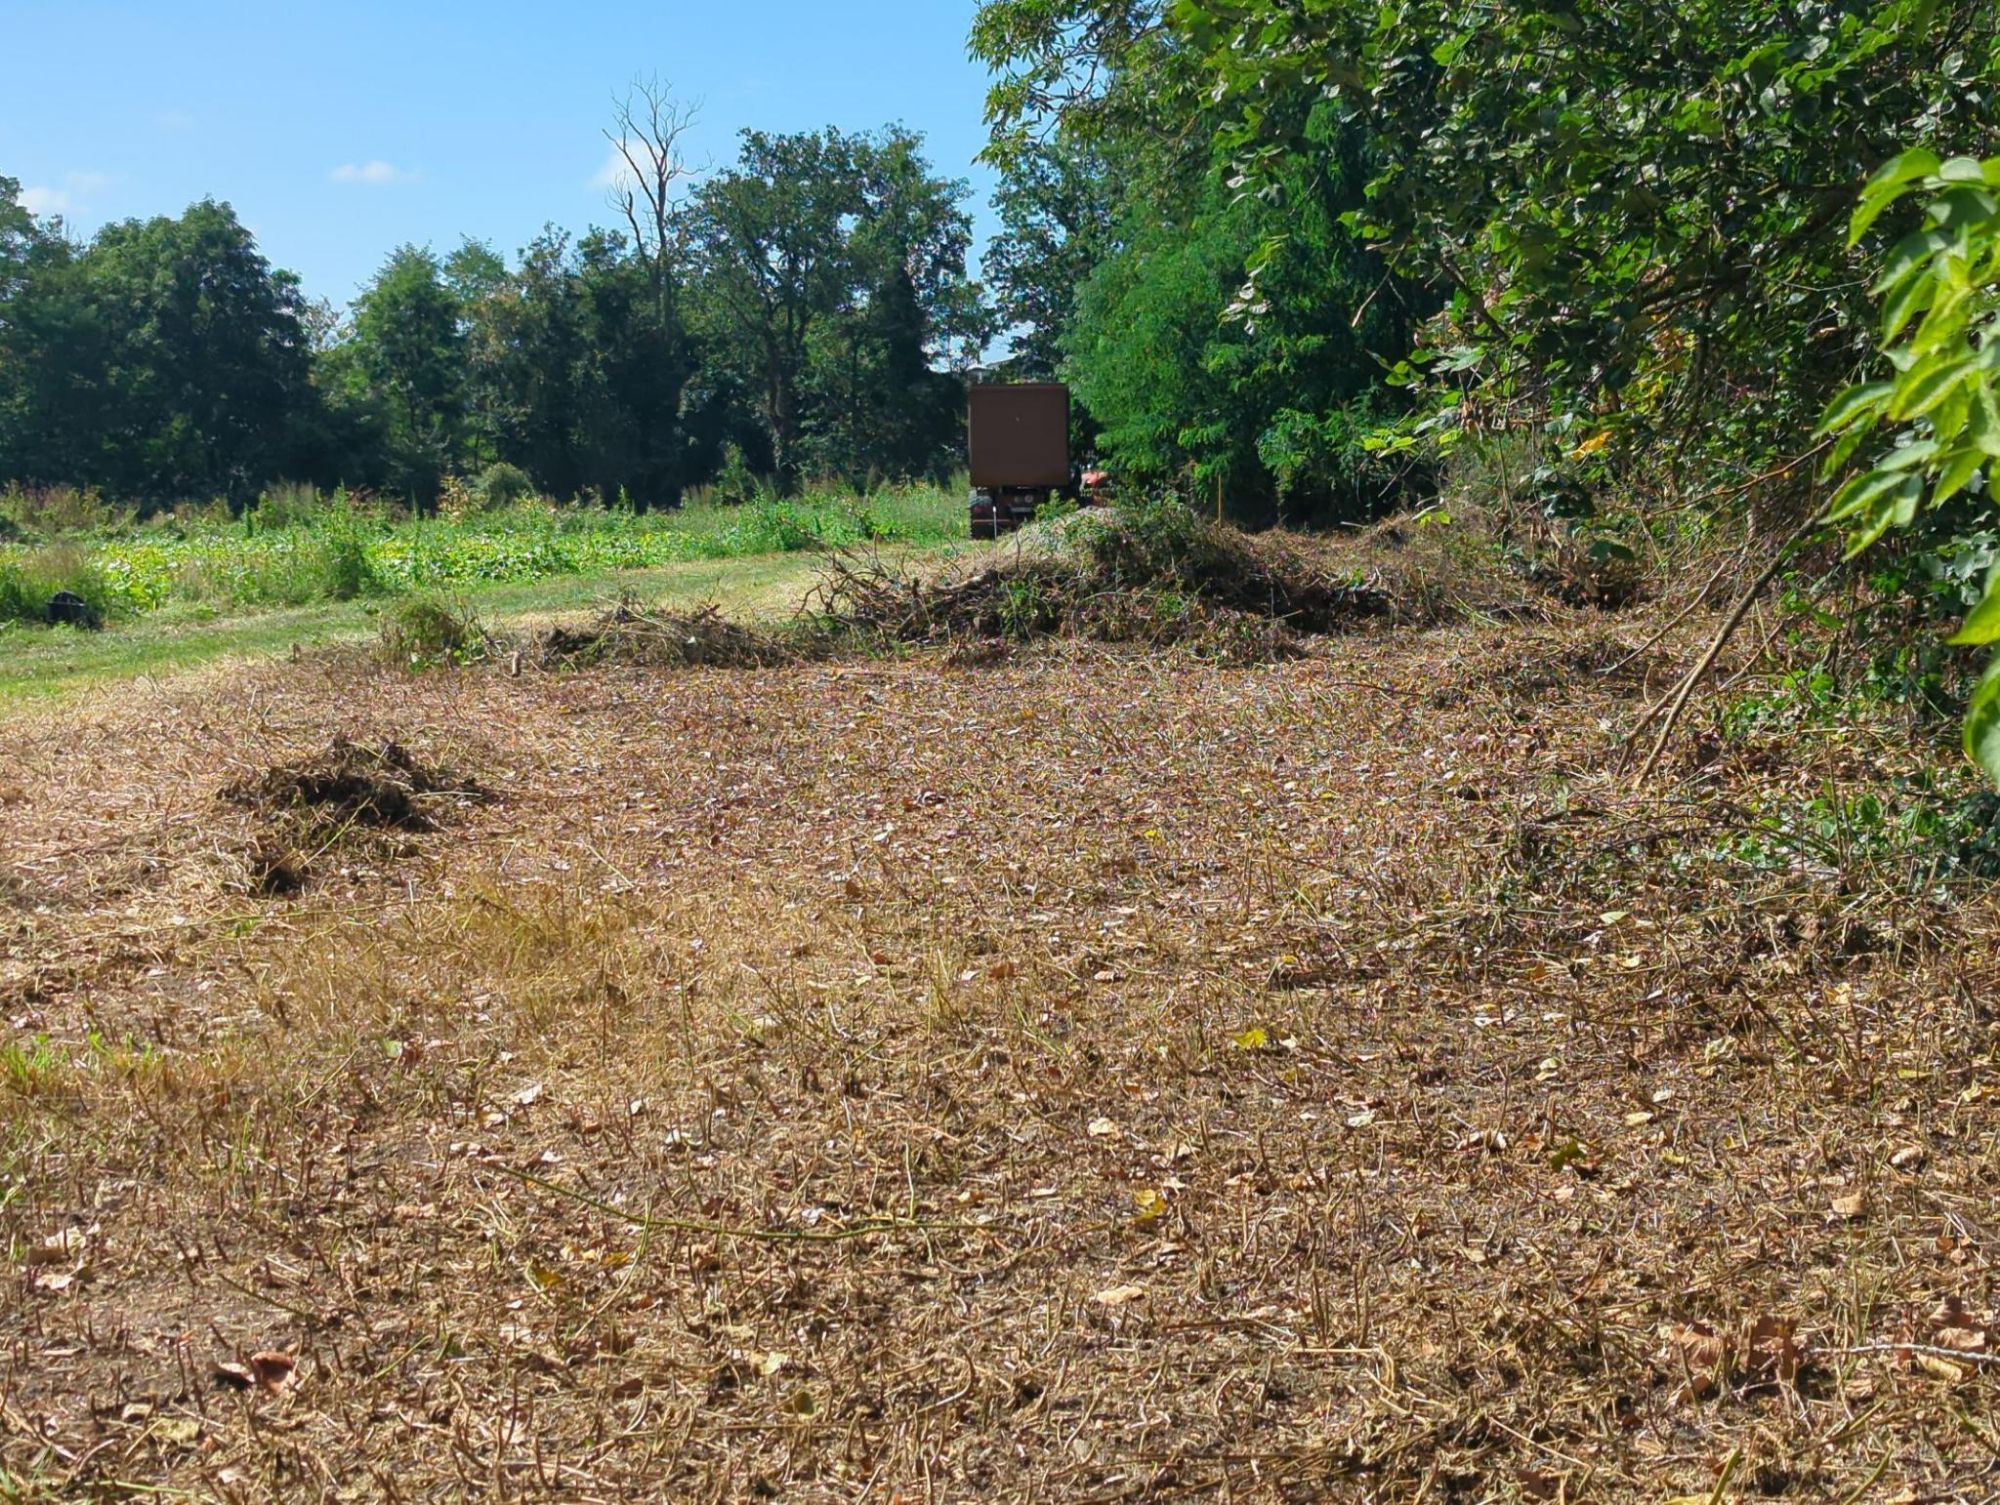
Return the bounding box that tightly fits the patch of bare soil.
[0,607,1996,1501]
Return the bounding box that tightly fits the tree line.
[0,88,989,511]
[971,0,2000,526]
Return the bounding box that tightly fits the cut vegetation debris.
[222,736,485,896]
[814,506,1400,650]
[224,736,481,835]
[535,600,796,671]
[3,575,1998,1500]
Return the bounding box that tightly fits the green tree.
[347,246,468,501]
[691,126,987,490]
[1,197,315,503]
[985,139,1112,381]
[690,129,867,491]
[805,128,992,482]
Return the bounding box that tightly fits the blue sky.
[1,0,1001,306]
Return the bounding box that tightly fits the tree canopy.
[0,119,985,508]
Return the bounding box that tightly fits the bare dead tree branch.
[606,76,703,324]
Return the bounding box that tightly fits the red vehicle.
[968,383,1073,538]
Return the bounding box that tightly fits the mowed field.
[2,589,1999,1500]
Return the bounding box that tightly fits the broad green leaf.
[1873,228,1951,296]
[1824,467,1913,524]
[1972,385,2000,458]
[1931,383,1972,445]
[1815,382,1892,435]
[1951,569,2000,646]
[1964,656,2000,788]
[1888,357,1975,420]
[1863,148,1943,194]
[1844,478,1920,557]
[1882,270,1938,344]
[1932,446,1988,512]
[1876,439,1940,471]
[1939,157,1990,184]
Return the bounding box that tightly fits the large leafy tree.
[0,196,314,503]
[1178,0,2000,475]
[344,246,468,501]
[691,126,986,490]
[690,129,867,491]
[973,0,1426,519]
[806,128,992,482]
[984,139,1112,381]
[977,0,2000,488]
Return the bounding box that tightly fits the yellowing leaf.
[1231,1027,1269,1052]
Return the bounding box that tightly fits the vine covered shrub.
[1821,149,2000,783]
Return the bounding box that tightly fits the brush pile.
[814,504,1396,659]
[534,601,794,670]
[223,736,484,895]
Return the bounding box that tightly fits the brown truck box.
[968,384,1070,490]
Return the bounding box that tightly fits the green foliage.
[1820,151,2000,783]
[0,544,118,626]
[379,595,486,666]
[0,196,315,506]
[690,125,990,492]
[976,0,2000,514]
[471,462,537,510]
[0,483,965,626]
[1,113,986,511]
[0,484,133,539]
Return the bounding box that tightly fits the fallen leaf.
[1662,1322,1730,1397]
[1831,1191,1868,1221]
[1890,1145,1927,1172]
[1094,1284,1148,1307]
[26,1228,86,1266]
[1133,1189,1167,1222]
[1345,1109,1378,1129]
[1230,1027,1269,1052]
[1516,1468,1562,1502]
[513,1082,544,1108]
[751,1351,790,1378]
[1745,1314,1804,1388]
[249,1351,298,1394]
[1088,1117,1116,1138]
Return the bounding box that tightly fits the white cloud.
[591,140,703,195]
[592,141,639,192]
[19,185,71,216]
[19,171,112,219]
[331,160,412,186]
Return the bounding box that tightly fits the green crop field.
[0,484,976,701]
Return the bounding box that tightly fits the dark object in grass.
[45,591,103,630]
